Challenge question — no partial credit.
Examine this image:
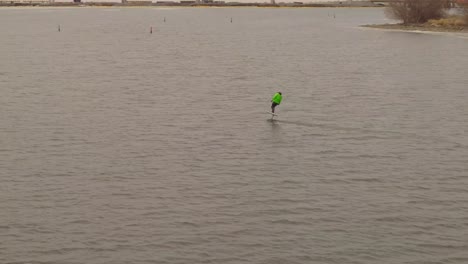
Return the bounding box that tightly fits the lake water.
[1,6,468,264]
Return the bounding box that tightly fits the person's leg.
[271,102,278,113]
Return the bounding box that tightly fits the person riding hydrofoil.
[271,92,282,113]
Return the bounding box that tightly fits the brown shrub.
[386,0,450,25]
[428,16,465,27]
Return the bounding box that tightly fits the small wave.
[31,247,88,255]
[67,219,91,225]
[417,243,468,250]
[374,216,408,222]
[440,257,468,263]
[348,177,383,183]
[270,219,307,225]
[111,192,134,197]
[175,221,199,228]
[280,179,302,184]
[273,119,468,148]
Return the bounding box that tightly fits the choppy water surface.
[1,7,468,264]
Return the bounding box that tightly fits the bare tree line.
[386,0,467,25]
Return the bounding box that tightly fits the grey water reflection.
[1,6,468,264]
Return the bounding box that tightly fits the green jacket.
[272,93,282,104]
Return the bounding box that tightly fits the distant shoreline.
[362,23,468,34]
[0,2,383,8]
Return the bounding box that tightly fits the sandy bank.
[362,23,468,34]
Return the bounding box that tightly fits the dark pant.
[271,102,279,113]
